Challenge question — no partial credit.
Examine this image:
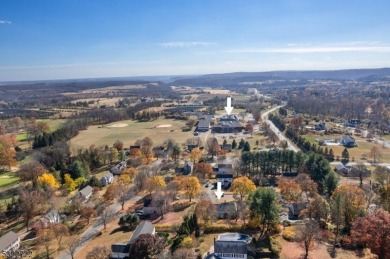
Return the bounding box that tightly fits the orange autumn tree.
[0,134,17,169]
[350,209,390,259]
[279,178,302,202]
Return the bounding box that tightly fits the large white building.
[247,88,258,95]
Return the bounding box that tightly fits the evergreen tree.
[243,141,251,152]
[232,139,237,149]
[329,149,334,161]
[238,138,245,149]
[341,148,349,163]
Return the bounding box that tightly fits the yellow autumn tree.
[231,176,256,202]
[178,176,201,202]
[331,185,366,229]
[63,174,77,191]
[37,173,60,189]
[145,176,166,194]
[118,174,131,185]
[189,147,202,163]
[122,167,136,179]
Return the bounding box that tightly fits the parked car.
[136,210,144,216]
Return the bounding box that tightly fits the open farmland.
[70,97,124,108]
[70,117,193,149]
[302,134,390,162]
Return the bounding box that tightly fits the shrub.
[282,226,296,241]
[173,201,194,212]
[247,215,261,229]
[204,224,243,234]
[182,236,193,248]
[270,236,282,256]
[320,229,335,243]
[272,224,283,235]
[156,224,175,233]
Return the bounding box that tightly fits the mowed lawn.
[0,171,19,188]
[70,117,193,149]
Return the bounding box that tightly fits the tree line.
[241,150,336,194]
[268,113,286,132]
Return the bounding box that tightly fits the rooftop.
[0,231,19,251]
[79,185,93,197]
[129,221,155,244]
[217,233,251,243]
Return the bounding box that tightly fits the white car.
[136,210,144,216]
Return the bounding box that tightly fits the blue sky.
[1,0,390,81]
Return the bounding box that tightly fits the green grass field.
[302,134,390,162]
[0,171,19,188]
[16,132,28,142]
[70,117,194,149]
[38,118,67,131]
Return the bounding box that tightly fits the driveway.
[58,194,142,259]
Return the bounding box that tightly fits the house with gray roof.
[212,233,251,259]
[111,221,155,259]
[216,202,238,219]
[340,136,357,147]
[334,163,348,175]
[110,161,127,175]
[129,221,155,244]
[31,209,60,230]
[76,185,93,201]
[0,231,20,254]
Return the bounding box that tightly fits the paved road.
[330,161,390,167]
[261,105,300,152]
[58,195,142,259]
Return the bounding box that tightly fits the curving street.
[261,105,300,152]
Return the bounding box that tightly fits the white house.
[76,185,93,201]
[31,209,60,230]
[0,231,20,254]
[100,172,114,186]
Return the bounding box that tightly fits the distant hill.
[172,68,390,87]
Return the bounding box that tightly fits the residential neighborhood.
[1,1,390,258]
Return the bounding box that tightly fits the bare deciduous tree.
[86,246,111,259]
[295,220,321,259]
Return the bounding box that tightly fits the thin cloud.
[160,41,216,48]
[225,45,390,54]
[0,20,11,24]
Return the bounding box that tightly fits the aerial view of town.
[1,1,390,259]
